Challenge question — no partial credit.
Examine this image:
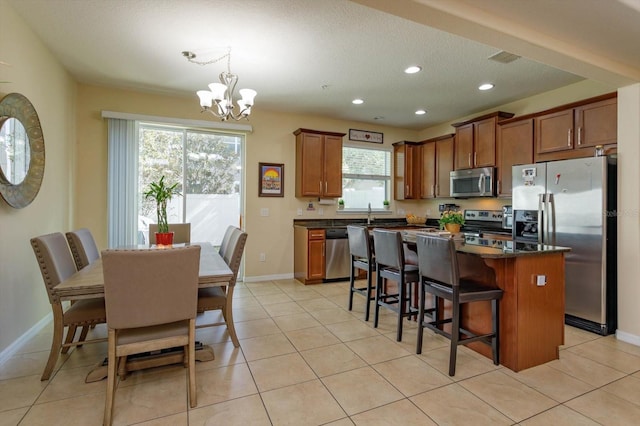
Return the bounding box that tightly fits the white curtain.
[107,118,138,247]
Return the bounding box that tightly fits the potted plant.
[338,199,345,210]
[439,209,465,233]
[144,175,181,245]
[383,200,390,210]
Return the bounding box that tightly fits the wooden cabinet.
[535,94,617,162]
[294,128,346,198]
[420,134,454,198]
[496,119,534,197]
[453,112,514,170]
[293,227,325,284]
[393,141,421,200]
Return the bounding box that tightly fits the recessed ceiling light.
[352,98,364,105]
[404,66,422,74]
[415,109,427,115]
[478,83,494,91]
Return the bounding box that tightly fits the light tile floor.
[2,278,640,425]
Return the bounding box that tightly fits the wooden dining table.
[52,242,233,382]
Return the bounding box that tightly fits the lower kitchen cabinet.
[294,226,325,284]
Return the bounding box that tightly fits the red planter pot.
[155,232,174,246]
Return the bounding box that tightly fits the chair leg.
[42,309,64,380]
[492,299,500,366]
[396,279,404,341]
[364,267,373,322]
[223,300,240,348]
[188,319,197,408]
[61,325,77,354]
[348,260,355,312]
[77,325,90,347]
[416,281,425,354]
[104,329,117,426]
[449,302,460,376]
[373,266,382,329]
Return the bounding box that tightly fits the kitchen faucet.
[367,202,373,225]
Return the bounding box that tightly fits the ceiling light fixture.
[352,98,364,105]
[415,109,427,115]
[404,66,422,74]
[183,49,256,121]
[478,83,494,91]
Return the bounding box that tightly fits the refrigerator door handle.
[547,193,556,246]
[538,193,544,244]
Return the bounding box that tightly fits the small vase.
[444,223,461,234]
[155,232,174,246]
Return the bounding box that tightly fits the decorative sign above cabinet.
[349,129,383,144]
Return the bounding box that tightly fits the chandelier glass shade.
[184,50,257,121]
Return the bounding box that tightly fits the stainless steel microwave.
[449,167,495,198]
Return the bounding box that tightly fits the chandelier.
[182,49,257,121]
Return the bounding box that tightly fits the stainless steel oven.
[449,167,495,197]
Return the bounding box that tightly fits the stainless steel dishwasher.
[324,228,350,281]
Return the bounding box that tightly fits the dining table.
[52,242,233,382]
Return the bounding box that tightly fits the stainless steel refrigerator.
[512,156,617,335]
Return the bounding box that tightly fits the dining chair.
[65,228,100,271]
[196,227,248,347]
[30,232,107,381]
[101,245,201,425]
[347,225,376,321]
[148,223,191,245]
[415,233,503,376]
[372,229,420,341]
[218,225,235,256]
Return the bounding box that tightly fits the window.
[137,124,243,245]
[341,145,391,210]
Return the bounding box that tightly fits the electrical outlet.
[297,208,303,216]
[318,207,324,216]
[397,208,405,215]
[536,275,546,286]
[259,253,266,262]
[260,208,269,217]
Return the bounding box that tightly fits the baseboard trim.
[616,329,640,347]
[243,273,295,283]
[0,313,52,366]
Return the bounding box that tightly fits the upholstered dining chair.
[148,223,191,245]
[372,229,420,341]
[196,227,248,347]
[101,245,201,425]
[347,225,376,321]
[415,233,503,376]
[218,225,235,256]
[65,228,100,271]
[30,232,107,381]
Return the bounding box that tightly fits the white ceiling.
[7,0,640,130]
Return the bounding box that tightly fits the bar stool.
[372,229,420,341]
[347,225,376,321]
[415,233,503,376]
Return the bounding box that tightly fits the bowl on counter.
[406,216,427,225]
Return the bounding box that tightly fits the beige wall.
[0,0,77,353]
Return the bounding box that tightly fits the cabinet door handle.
[474,152,477,166]
[325,181,327,193]
[468,152,471,167]
[497,180,501,194]
[435,184,439,197]
[577,127,582,146]
[567,129,572,146]
[319,181,322,194]
[406,184,409,197]
[431,184,435,197]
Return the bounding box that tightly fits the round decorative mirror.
[0,93,45,208]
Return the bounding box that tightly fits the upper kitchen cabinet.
[420,134,454,198]
[535,93,617,162]
[393,141,421,200]
[497,118,533,197]
[294,128,346,198]
[452,111,514,170]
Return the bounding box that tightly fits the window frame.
[340,143,392,214]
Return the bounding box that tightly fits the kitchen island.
[405,230,570,372]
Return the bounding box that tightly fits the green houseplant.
[338,199,345,209]
[144,176,181,239]
[383,200,390,209]
[439,210,464,232]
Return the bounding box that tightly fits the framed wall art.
[349,129,383,144]
[258,162,284,197]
